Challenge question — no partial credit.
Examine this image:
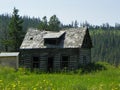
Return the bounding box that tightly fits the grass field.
[0,62,120,90]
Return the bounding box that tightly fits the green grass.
[0,62,120,90]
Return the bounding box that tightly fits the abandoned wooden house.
[20,27,92,71]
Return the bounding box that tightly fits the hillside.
[90,29,120,66]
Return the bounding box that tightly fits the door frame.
[47,56,54,72]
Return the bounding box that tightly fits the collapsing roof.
[20,27,92,49]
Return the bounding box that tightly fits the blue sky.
[0,0,120,26]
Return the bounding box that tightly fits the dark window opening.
[47,57,54,72]
[44,39,58,45]
[61,56,69,69]
[32,56,40,68]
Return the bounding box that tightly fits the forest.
[0,13,120,66]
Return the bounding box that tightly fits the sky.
[0,0,120,26]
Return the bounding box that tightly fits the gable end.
[81,28,93,48]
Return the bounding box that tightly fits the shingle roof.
[20,27,88,49]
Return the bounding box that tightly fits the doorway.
[61,56,69,69]
[32,56,40,68]
[47,57,54,72]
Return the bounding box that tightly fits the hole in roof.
[30,37,33,40]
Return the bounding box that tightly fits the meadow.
[0,62,120,90]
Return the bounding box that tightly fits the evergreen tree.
[8,7,24,51]
[48,15,61,31]
[38,16,48,30]
[0,14,11,51]
[0,27,9,51]
[74,20,78,28]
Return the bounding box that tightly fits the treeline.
[90,29,120,66]
[0,13,120,65]
[0,14,120,34]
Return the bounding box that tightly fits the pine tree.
[8,7,24,51]
[74,20,78,28]
[38,16,48,30]
[48,15,61,31]
[0,14,11,51]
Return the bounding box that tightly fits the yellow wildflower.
[33,87,37,90]
[0,80,2,82]
[12,84,16,88]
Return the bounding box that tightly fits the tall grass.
[0,62,120,90]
